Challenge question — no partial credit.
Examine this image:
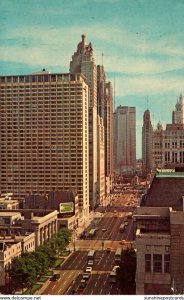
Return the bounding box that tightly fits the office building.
[0,72,89,218]
[142,110,153,176]
[113,106,136,175]
[97,66,114,194]
[97,115,105,206]
[105,81,114,190]
[70,35,98,210]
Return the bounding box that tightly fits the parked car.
[102,228,107,232]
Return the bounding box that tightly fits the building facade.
[105,82,114,190]
[142,110,153,176]
[135,169,184,295]
[97,115,105,206]
[70,35,97,210]
[0,72,89,218]
[113,106,136,175]
[152,96,184,168]
[97,66,114,195]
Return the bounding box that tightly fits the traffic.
[41,182,144,295]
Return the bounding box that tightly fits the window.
[164,254,170,273]
[145,254,151,272]
[153,254,162,273]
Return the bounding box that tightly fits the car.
[78,279,87,290]
[50,273,60,281]
[124,221,128,226]
[82,272,91,280]
[120,240,126,245]
[112,265,120,272]
[95,227,99,231]
[87,260,94,266]
[106,247,112,252]
[114,210,117,213]
[86,266,92,273]
[102,228,107,232]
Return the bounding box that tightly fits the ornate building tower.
[70,35,98,210]
[172,93,184,124]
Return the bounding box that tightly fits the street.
[41,188,139,295]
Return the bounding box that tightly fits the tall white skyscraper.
[0,72,89,217]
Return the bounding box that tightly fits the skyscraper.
[97,65,114,192]
[70,35,98,210]
[105,81,114,188]
[142,110,153,176]
[0,72,89,217]
[172,93,184,124]
[113,106,136,175]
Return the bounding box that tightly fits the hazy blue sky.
[1,0,184,157]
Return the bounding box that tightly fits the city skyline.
[1,0,184,157]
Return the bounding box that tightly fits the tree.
[116,249,136,294]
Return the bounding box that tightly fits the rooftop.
[141,170,184,210]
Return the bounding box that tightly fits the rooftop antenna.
[147,96,149,110]
[101,52,104,66]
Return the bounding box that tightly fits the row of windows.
[145,254,170,273]
[0,74,84,83]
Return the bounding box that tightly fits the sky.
[1,0,184,158]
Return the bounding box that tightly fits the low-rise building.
[25,190,78,230]
[0,193,19,210]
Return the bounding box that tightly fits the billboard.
[59,202,74,214]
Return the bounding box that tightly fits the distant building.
[0,193,19,210]
[97,115,105,206]
[172,93,184,124]
[97,66,114,196]
[113,106,136,175]
[135,169,184,295]
[152,122,164,168]
[0,72,89,219]
[105,82,114,190]
[153,95,184,168]
[142,110,153,176]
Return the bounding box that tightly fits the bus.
[119,224,125,233]
[88,228,96,238]
[87,250,96,261]
[115,248,122,263]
